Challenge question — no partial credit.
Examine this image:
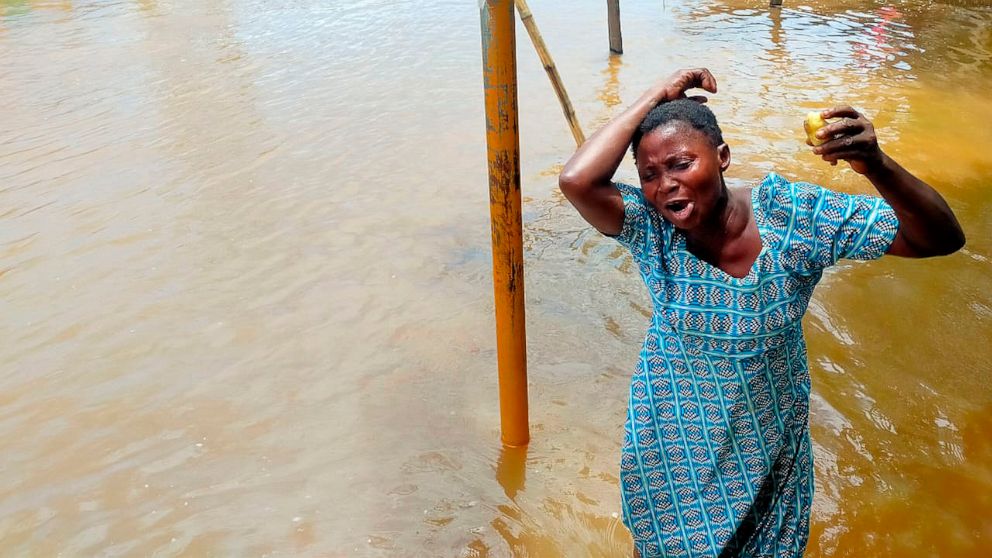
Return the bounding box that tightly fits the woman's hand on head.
[559,68,717,237]
[652,68,718,105]
[810,106,885,175]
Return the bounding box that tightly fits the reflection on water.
[1,0,990,555]
[496,445,527,502]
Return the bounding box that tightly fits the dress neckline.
[672,186,767,284]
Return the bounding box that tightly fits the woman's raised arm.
[812,106,966,257]
[558,68,717,235]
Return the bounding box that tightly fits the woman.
[558,68,964,557]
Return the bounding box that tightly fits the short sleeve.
[608,182,656,263]
[770,178,900,270]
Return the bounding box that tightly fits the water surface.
[1,0,990,555]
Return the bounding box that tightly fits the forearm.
[865,152,965,256]
[559,86,665,190]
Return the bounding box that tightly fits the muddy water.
[1,0,990,555]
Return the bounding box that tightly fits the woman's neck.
[684,187,752,253]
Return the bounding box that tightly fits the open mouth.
[664,200,694,221]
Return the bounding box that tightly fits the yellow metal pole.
[480,0,529,447]
[514,0,586,147]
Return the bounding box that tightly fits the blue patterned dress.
[612,173,899,557]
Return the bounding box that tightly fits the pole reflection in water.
[496,443,528,501]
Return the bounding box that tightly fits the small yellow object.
[804,112,828,146]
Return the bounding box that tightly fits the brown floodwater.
[1,0,990,555]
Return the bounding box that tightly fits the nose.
[661,175,680,197]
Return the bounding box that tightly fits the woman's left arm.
[812,105,966,258]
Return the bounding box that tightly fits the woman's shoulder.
[753,172,836,225]
[751,172,833,252]
[753,172,823,210]
[610,181,672,266]
[613,181,671,233]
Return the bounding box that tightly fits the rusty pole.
[479,0,529,447]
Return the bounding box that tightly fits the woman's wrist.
[627,85,668,124]
[640,82,670,107]
[862,150,894,180]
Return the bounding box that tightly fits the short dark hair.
[631,99,724,160]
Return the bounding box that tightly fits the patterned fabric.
[611,173,898,557]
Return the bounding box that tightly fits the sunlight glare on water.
[1,0,990,555]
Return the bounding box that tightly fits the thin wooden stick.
[514,0,586,147]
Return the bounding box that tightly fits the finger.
[816,117,864,140]
[677,68,716,94]
[822,105,861,120]
[687,95,709,104]
[699,68,718,93]
[821,150,864,163]
[813,132,871,155]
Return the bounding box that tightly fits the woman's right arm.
[558,68,718,235]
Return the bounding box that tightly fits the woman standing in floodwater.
[558,68,964,557]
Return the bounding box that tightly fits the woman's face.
[635,122,731,230]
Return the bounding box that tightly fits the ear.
[717,143,731,172]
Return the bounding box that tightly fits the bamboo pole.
[479,0,529,448]
[514,0,586,147]
[607,0,623,54]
